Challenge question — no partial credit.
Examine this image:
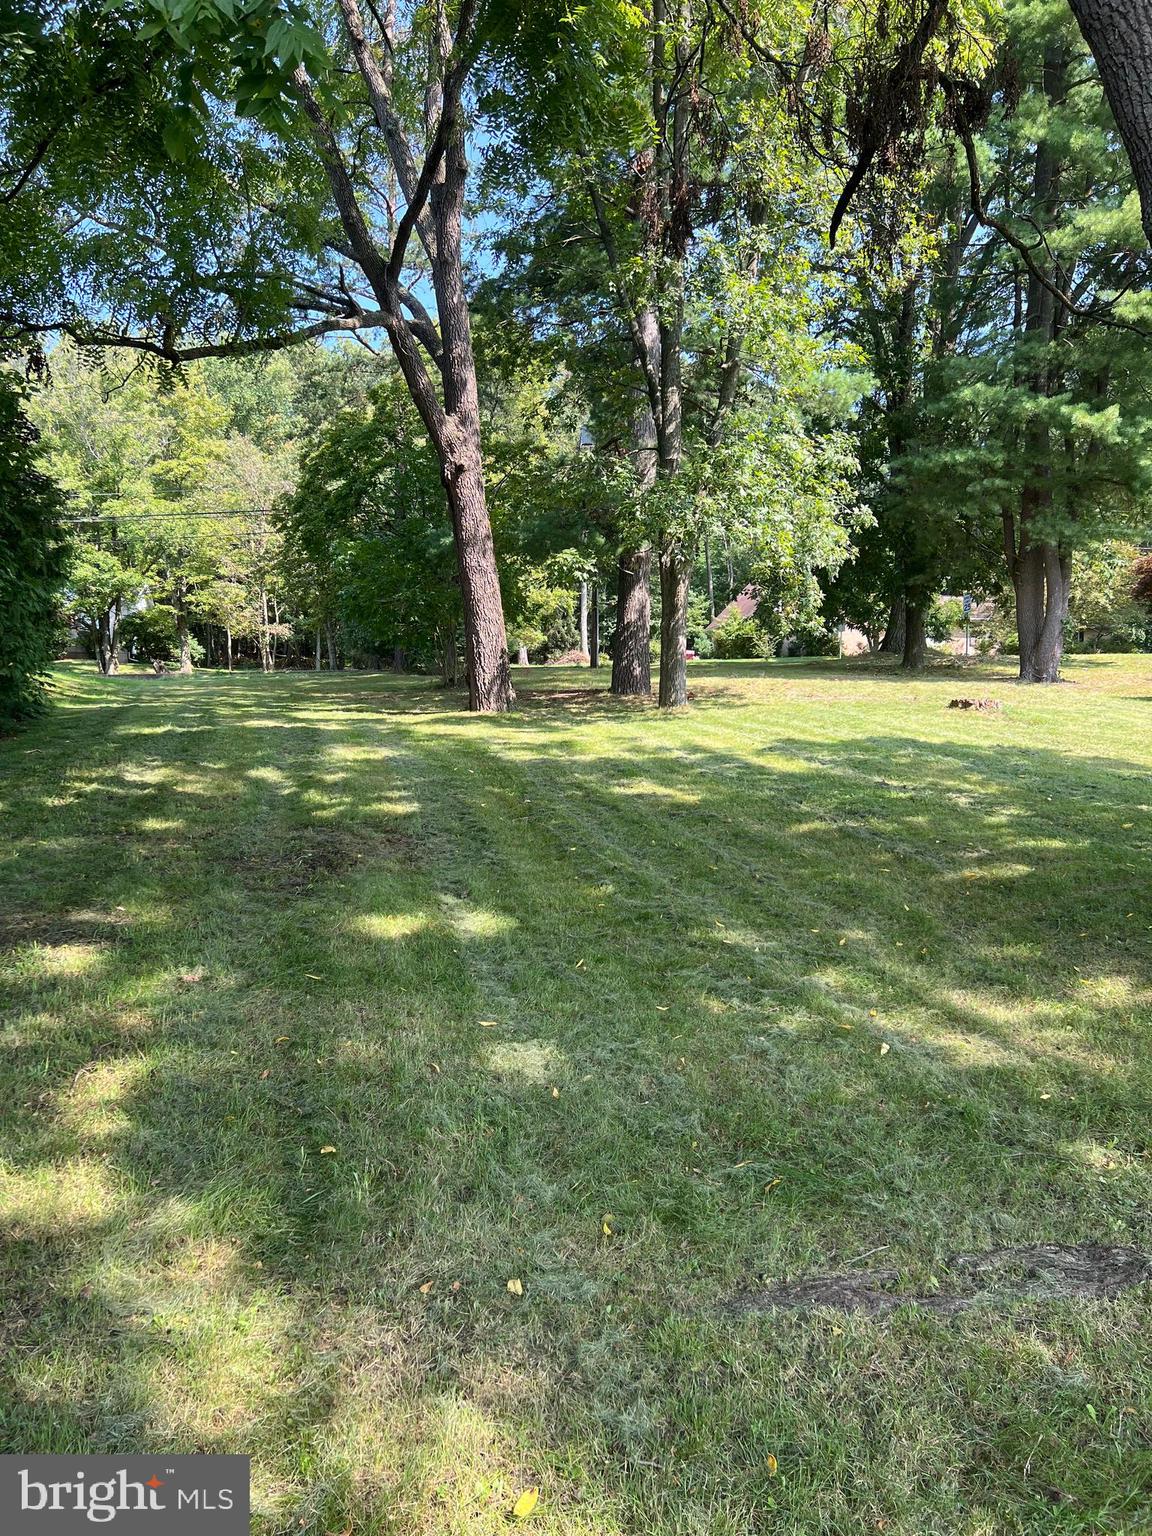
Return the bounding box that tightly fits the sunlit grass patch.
[0,657,1150,1532]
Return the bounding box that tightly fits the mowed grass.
[2,655,1151,1534]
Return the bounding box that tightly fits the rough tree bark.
[658,545,691,707]
[1067,0,1152,245]
[901,602,928,669]
[879,595,906,654]
[1006,43,1070,682]
[611,548,653,696]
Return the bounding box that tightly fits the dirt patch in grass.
[948,697,1003,711]
[729,1244,1152,1316]
[224,823,418,891]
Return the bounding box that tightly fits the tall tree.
[1066,0,1152,245]
[0,373,68,724]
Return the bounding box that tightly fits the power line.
[62,509,272,524]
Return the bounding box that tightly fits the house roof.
[706,585,759,632]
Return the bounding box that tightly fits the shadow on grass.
[2,665,1150,1532]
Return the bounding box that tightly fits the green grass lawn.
[2,655,1151,1534]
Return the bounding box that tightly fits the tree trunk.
[901,603,927,669]
[1067,0,1152,245]
[1014,542,1069,682]
[392,647,407,672]
[291,54,512,714]
[611,547,652,696]
[879,595,907,654]
[516,645,529,666]
[325,622,337,672]
[425,112,511,712]
[578,580,589,658]
[258,588,272,672]
[315,629,322,669]
[226,626,233,672]
[441,627,460,686]
[176,591,193,675]
[658,543,691,707]
[704,536,716,621]
[440,453,511,709]
[590,583,601,668]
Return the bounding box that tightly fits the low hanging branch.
[942,76,1152,339]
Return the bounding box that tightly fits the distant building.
[705,585,761,632]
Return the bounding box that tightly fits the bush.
[711,612,762,659]
[0,376,69,728]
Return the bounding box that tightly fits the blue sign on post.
[962,593,972,617]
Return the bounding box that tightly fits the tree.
[1066,0,1152,245]
[937,0,1152,680]
[4,0,641,712]
[0,373,68,724]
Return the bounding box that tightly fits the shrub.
[711,612,762,659]
[0,376,69,729]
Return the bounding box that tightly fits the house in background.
[706,584,870,655]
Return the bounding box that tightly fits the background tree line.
[3,0,1152,727]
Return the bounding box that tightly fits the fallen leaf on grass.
[879,1042,890,1056]
[766,1454,778,1477]
[512,1488,539,1519]
[601,1214,615,1237]
[319,1145,337,1154]
[506,1277,524,1296]
[274,1036,290,1044]
[419,1281,434,1294]
[479,1020,499,1028]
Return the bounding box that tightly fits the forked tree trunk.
[1014,541,1069,682]
[658,544,691,708]
[901,603,928,669]
[176,599,193,675]
[258,588,272,672]
[879,595,906,654]
[590,584,601,668]
[611,547,652,696]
